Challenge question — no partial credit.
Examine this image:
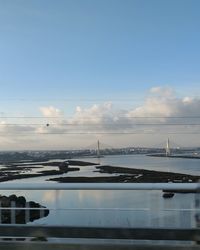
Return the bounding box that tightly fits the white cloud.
[70,102,113,125]
[128,87,200,120]
[40,106,62,118]
[0,86,200,149]
[150,86,174,97]
[36,88,200,137]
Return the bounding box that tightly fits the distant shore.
[148,154,200,159]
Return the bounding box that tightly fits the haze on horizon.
[0,0,200,150]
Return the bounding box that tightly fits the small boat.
[162,192,174,198]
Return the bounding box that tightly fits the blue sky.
[0,0,200,149]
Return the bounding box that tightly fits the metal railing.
[0,182,198,190]
[0,182,199,247]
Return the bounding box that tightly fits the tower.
[166,138,171,156]
[97,140,100,158]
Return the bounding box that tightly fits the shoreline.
[148,154,200,159]
[0,160,199,191]
[0,160,96,183]
[48,164,200,184]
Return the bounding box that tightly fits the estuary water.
[83,154,200,175]
[2,154,200,228]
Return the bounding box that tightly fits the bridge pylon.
[97,140,100,158]
[166,138,171,157]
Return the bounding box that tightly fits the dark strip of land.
[5,160,97,168]
[0,168,80,182]
[0,160,94,182]
[1,159,200,190]
[48,165,200,183]
[148,154,200,159]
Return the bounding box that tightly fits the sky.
[0,0,200,150]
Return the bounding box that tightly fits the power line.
[1,116,200,119]
[0,132,199,135]
[0,117,61,119]
[0,96,199,101]
[0,123,199,126]
[0,98,140,101]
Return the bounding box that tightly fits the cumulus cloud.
[150,86,174,97]
[55,87,200,139]
[128,87,200,120]
[1,86,200,149]
[69,102,113,125]
[36,89,200,136]
[40,106,62,118]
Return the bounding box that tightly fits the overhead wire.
[0,115,199,135]
[0,116,200,119]
[0,132,199,136]
[0,123,200,126]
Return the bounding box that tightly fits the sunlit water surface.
[2,155,200,228]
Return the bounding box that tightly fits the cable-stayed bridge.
[85,138,192,151]
[82,139,199,158]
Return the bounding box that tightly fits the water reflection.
[0,194,49,224]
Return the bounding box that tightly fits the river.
[1,154,200,228]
